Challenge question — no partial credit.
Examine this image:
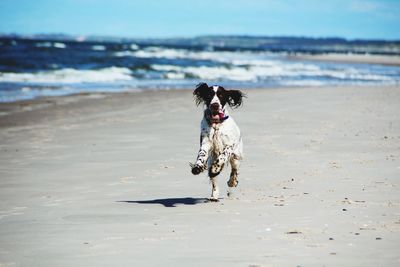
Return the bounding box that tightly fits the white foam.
[53,42,67,49]
[164,72,186,79]
[186,66,257,81]
[124,47,186,59]
[130,44,139,50]
[152,65,183,72]
[151,61,399,84]
[129,47,398,82]
[113,51,136,57]
[119,46,397,82]
[35,42,67,49]
[114,46,261,64]
[152,64,261,81]
[92,45,106,51]
[0,67,133,83]
[153,63,306,81]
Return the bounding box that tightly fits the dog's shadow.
[118,197,208,208]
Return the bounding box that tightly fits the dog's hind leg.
[207,154,220,201]
[227,155,240,198]
[227,155,240,188]
[209,175,219,201]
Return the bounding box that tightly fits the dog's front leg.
[191,136,211,175]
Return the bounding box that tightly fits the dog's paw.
[206,197,220,202]
[190,163,204,175]
[227,179,239,188]
[192,166,202,175]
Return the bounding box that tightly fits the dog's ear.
[227,89,245,108]
[193,82,209,106]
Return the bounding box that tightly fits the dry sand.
[0,86,399,266]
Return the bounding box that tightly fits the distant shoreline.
[2,34,399,55]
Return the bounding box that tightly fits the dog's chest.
[205,124,232,154]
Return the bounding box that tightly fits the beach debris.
[285,230,302,234]
[360,227,376,230]
[342,208,347,211]
[329,161,341,168]
[329,237,334,240]
[375,237,382,240]
[119,176,136,184]
[162,164,175,169]
[386,155,396,161]
[342,197,352,204]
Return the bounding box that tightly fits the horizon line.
[1,32,400,42]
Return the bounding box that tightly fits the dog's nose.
[210,103,219,110]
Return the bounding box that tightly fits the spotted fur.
[191,83,244,200]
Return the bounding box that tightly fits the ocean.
[0,35,399,102]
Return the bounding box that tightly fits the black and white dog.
[191,83,245,201]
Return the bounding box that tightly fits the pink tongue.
[211,111,224,121]
[211,114,220,120]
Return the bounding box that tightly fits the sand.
[0,86,399,267]
[289,54,400,66]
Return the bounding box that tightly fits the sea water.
[0,36,399,102]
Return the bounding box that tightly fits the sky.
[0,0,399,40]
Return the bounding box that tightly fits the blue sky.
[0,0,399,40]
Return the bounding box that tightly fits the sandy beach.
[0,86,399,266]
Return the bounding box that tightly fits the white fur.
[210,85,221,107]
[193,105,243,200]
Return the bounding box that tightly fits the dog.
[190,83,245,201]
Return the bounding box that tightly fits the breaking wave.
[0,67,133,83]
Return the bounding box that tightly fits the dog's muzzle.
[205,108,229,126]
[210,103,220,114]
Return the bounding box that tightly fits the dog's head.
[193,83,244,115]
